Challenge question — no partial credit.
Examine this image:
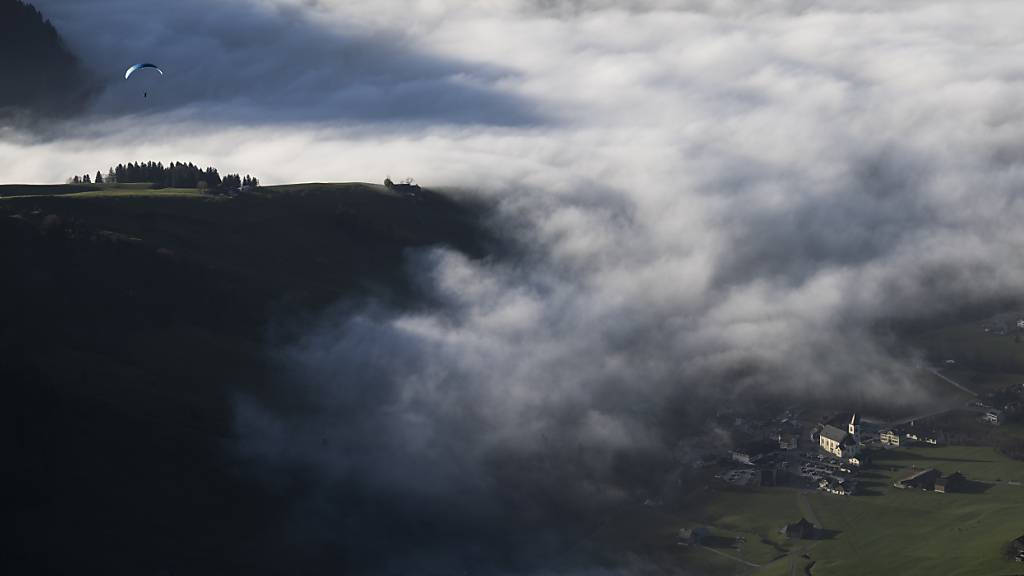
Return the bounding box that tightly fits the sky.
[5,0,1024,572]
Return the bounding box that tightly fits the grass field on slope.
[672,446,1024,576]
[802,446,1023,576]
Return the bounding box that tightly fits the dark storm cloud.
[29,0,537,125]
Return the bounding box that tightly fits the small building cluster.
[818,476,855,495]
[974,383,1024,425]
[880,420,945,447]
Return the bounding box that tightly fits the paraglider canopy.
[125,63,163,80]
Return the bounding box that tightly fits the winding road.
[699,544,762,568]
[925,367,978,397]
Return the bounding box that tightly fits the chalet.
[934,471,965,493]
[894,468,940,490]
[781,518,817,540]
[384,177,421,195]
[984,410,1004,425]
[880,429,901,446]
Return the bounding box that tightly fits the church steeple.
[848,413,862,442]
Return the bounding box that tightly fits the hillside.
[3,182,493,574]
[0,0,95,115]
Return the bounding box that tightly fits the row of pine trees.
[69,161,258,191]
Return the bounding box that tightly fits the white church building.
[818,413,861,459]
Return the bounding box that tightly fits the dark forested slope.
[0,0,94,115]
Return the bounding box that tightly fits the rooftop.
[821,425,849,443]
[897,468,939,485]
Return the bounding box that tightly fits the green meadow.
[673,446,1024,575]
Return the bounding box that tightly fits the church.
[818,413,861,458]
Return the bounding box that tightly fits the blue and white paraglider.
[124,63,163,98]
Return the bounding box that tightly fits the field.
[666,446,1024,575]
[0,182,205,198]
[913,320,1024,382]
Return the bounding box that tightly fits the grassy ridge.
[0,183,100,196]
[1,182,489,307]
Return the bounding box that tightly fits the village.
[672,339,1024,572]
[712,398,1023,498]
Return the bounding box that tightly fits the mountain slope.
[0,0,94,115]
[3,182,493,575]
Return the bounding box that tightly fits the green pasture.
[677,446,1024,575]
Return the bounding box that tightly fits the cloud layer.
[6,0,1024,572]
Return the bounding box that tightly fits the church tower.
[848,413,862,443]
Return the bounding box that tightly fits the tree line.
[69,161,259,191]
